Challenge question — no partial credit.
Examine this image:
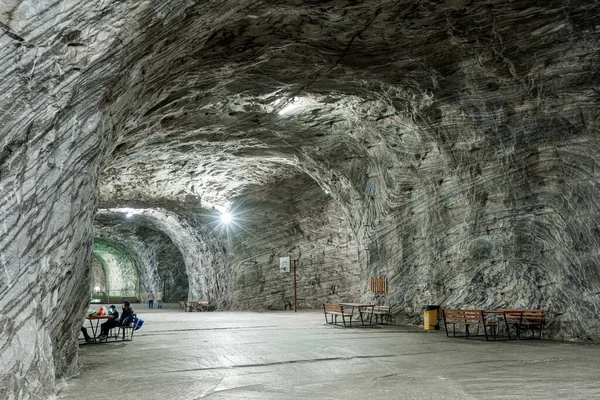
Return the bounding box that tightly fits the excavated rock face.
[1,0,600,398]
[227,173,360,310]
[94,213,189,302]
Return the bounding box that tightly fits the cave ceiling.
[89,0,477,211]
[4,0,594,216]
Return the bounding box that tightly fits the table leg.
[88,319,101,343]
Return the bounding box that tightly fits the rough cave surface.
[1,0,599,398]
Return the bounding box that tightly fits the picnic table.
[442,309,545,340]
[85,315,111,343]
[339,303,376,326]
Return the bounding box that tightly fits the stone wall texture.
[227,174,360,310]
[1,0,599,398]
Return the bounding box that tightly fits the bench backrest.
[323,304,343,314]
[443,309,485,325]
[504,309,544,323]
[373,306,390,312]
[197,300,209,305]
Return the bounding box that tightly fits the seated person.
[119,300,135,326]
[99,301,135,340]
[98,304,120,340]
[81,327,93,343]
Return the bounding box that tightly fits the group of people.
[81,289,160,343]
[81,300,135,342]
[147,291,163,309]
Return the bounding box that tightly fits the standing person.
[156,291,163,309]
[147,291,154,309]
[98,305,119,340]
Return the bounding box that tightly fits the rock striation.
[1,0,599,398]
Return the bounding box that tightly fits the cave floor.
[57,304,600,400]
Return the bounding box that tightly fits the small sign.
[279,256,291,273]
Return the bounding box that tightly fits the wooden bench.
[503,310,544,339]
[107,314,137,342]
[178,301,187,311]
[442,309,498,341]
[116,323,135,341]
[186,301,197,312]
[195,300,215,311]
[372,305,391,324]
[323,304,353,327]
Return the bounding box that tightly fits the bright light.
[94,286,100,292]
[126,213,133,218]
[221,211,232,224]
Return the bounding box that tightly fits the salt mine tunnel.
[1,0,600,398]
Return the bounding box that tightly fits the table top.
[340,303,375,307]
[86,315,112,320]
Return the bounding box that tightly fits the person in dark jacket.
[98,304,120,339]
[119,300,135,326]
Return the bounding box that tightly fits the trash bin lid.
[422,305,440,310]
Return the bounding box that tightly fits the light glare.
[221,212,232,224]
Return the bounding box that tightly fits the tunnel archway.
[92,240,142,301]
[93,216,190,303]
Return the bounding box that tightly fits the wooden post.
[293,259,297,312]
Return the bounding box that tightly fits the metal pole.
[293,259,297,312]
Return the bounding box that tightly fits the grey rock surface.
[1,0,599,398]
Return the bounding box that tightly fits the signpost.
[280,256,297,312]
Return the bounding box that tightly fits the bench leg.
[504,316,512,340]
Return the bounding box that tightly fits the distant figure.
[156,291,163,309]
[147,291,154,309]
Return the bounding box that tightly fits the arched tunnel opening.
[92,240,141,301]
[2,1,600,398]
[94,210,190,304]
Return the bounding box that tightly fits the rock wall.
[91,256,106,292]
[0,1,152,397]
[286,2,600,341]
[228,174,360,310]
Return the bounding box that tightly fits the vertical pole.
[293,259,297,312]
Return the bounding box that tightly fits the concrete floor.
[57,305,600,400]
